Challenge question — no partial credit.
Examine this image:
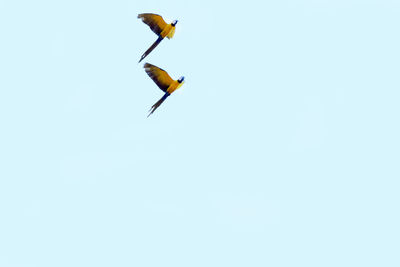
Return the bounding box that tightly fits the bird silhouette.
[143,63,185,117]
[138,13,178,63]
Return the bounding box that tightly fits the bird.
[144,63,185,117]
[138,13,178,63]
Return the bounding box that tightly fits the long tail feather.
[147,93,170,117]
[139,36,163,63]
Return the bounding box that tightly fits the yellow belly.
[161,24,175,39]
[167,81,183,94]
[166,27,176,39]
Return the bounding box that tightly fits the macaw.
[144,63,185,117]
[138,13,178,63]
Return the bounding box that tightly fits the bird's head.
[171,20,178,26]
[178,76,185,83]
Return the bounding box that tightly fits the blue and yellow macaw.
[144,63,185,117]
[138,13,178,63]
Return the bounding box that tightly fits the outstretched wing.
[138,13,168,36]
[144,63,174,92]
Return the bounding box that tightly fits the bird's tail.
[148,93,170,117]
[139,36,163,63]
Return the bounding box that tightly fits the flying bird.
[144,63,185,117]
[138,13,178,63]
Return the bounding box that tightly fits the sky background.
[0,0,399,266]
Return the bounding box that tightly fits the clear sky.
[0,0,399,266]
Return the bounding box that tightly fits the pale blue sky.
[0,0,399,266]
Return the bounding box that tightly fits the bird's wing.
[144,63,174,92]
[138,13,168,36]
